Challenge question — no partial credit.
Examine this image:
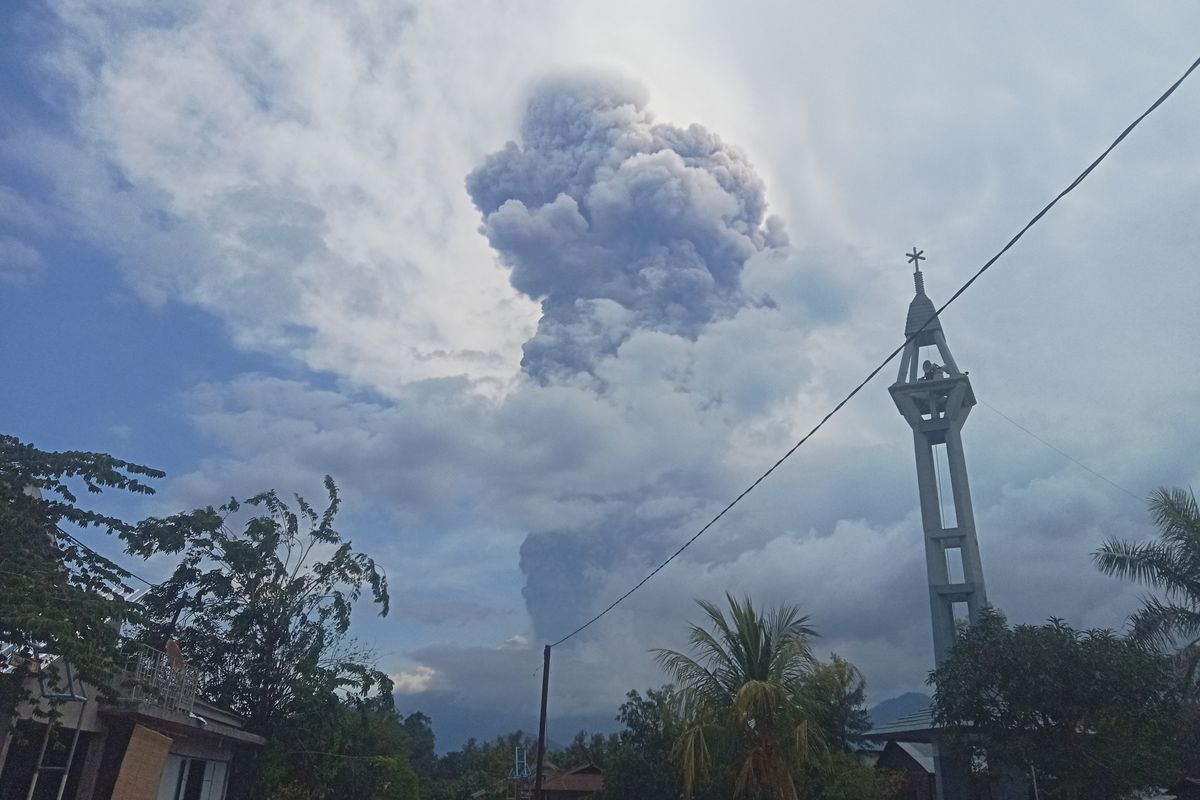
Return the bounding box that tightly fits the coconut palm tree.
[651,594,823,800]
[1094,486,1200,692]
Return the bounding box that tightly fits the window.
[157,756,229,800]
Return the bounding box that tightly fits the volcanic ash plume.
[467,75,787,384]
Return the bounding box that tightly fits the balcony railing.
[122,643,199,715]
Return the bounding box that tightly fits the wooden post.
[532,645,551,800]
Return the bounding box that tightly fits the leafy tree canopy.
[134,476,390,736]
[931,607,1183,800]
[255,693,425,800]
[0,434,198,718]
[803,654,871,751]
[1094,486,1200,695]
[651,594,824,800]
[597,686,687,800]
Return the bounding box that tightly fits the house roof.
[102,700,266,746]
[863,705,939,743]
[896,742,935,773]
[541,763,603,793]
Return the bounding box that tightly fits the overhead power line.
[547,53,1200,649]
[979,400,1143,502]
[58,526,156,588]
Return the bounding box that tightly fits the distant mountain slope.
[868,692,932,727]
[399,690,617,755]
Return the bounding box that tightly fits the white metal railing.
[122,643,199,714]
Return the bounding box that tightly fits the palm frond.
[1127,597,1200,651]
[659,595,825,800]
[673,722,716,800]
[1093,538,1197,599]
[1149,487,1200,547]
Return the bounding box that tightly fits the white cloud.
[0,235,44,285]
[11,0,1200,728]
[392,665,438,694]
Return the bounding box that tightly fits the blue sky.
[4,0,1200,750]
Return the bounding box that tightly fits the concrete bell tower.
[889,248,988,666]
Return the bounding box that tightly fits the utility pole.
[532,645,551,800]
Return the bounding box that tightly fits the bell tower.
[889,248,988,666]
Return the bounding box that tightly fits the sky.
[3,0,1200,751]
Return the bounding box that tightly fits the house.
[863,706,1026,800]
[538,763,603,800]
[874,741,936,800]
[0,643,263,800]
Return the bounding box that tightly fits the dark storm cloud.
[467,75,787,382]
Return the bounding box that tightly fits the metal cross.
[906,247,925,267]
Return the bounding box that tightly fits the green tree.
[794,656,902,800]
[290,695,422,800]
[431,730,537,800]
[930,607,1181,800]
[134,476,390,734]
[563,729,617,768]
[598,686,687,800]
[652,594,823,800]
[797,750,903,800]
[0,434,203,719]
[1094,485,1200,780]
[1094,486,1200,693]
[803,655,870,751]
[132,477,391,798]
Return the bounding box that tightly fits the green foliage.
[597,686,688,800]
[803,655,871,751]
[651,594,825,800]
[797,750,903,800]
[563,729,618,768]
[429,730,538,800]
[931,607,1183,799]
[1094,485,1200,779]
[135,476,390,736]
[613,605,888,800]
[133,477,394,799]
[0,434,173,718]
[256,694,425,800]
[1094,486,1200,695]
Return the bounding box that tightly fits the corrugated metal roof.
[897,742,935,773]
[863,704,939,742]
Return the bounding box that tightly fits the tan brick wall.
[111,724,173,800]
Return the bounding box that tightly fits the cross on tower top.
[906,247,927,295]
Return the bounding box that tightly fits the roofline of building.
[100,700,266,746]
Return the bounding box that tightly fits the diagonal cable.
[979,400,1143,502]
[548,53,1200,649]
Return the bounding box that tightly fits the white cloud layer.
[8,0,1200,738]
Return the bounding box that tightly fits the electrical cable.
[546,53,1200,649]
[979,400,1143,502]
[57,526,157,588]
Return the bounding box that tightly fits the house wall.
[876,743,935,800]
[110,724,174,800]
[9,670,102,734]
[2,707,247,800]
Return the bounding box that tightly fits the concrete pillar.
[889,263,990,800]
